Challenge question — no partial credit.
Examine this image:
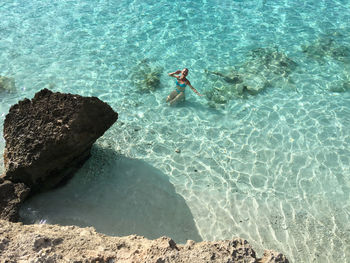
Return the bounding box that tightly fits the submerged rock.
[205,83,237,105]
[0,76,16,92]
[329,80,350,93]
[205,47,297,107]
[131,59,163,92]
[205,69,246,106]
[301,34,350,63]
[0,219,289,262]
[205,70,243,84]
[2,88,118,193]
[247,47,297,77]
[243,74,268,95]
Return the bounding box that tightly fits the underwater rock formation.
[0,219,289,262]
[247,47,297,77]
[2,88,118,194]
[205,84,233,105]
[205,47,297,107]
[301,34,350,63]
[131,59,163,92]
[329,80,350,93]
[0,76,16,92]
[204,70,244,105]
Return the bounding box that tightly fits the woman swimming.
[166,68,202,105]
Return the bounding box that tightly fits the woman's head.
[181,68,189,77]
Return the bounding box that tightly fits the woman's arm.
[187,81,203,96]
[168,70,181,77]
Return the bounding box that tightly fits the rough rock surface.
[2,89,118,193]
[0,179,29,222]
[0,220,289,263]
[259,250,290,263]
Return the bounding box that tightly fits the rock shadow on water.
[19,146,202,244]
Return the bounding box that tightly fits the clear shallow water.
[1,0,350,261]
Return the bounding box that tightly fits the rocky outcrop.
[0,89,118,221]
[0,219,289,263]
[0,179,29,222]
[2,88,118,193]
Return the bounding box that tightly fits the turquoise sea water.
[1,0,350,261]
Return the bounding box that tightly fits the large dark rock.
[2,88,118,193]
[0,178,29,221]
